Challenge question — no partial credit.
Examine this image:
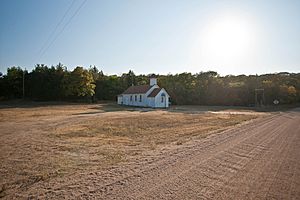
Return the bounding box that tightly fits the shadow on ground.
[0,100,298,114]
[0,100,92,109]
[168,105,300,114]
[82,103,300,115]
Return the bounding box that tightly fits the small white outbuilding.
[117,76,170,108]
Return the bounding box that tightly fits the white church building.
[117,76,170,108]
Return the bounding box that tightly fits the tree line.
[0,63,299,105]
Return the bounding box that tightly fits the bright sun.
[191,14,258,70]
[204,17,251,57]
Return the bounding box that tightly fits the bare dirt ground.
[0,103,299,199]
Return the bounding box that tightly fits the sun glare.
[204,17,251,57]
[190,13,258,71]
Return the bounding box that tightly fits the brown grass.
[0,103,266,197]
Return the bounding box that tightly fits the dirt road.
[2,107,300,199]
[49,109,299,199]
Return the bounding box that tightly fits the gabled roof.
[147,88,162,97]
[122,85,152,94]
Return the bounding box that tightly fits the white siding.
[117,96,123,104]
[118,85,170,108]
[121,93,147,107]
[153,88,169,108]
[147,98,156,108]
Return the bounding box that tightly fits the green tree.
[5,67,25,98]
[63,67,95,98]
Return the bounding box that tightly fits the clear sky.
[0,0,299,75]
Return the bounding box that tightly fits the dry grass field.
[0,102,267,198]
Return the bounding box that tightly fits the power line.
[36,0,76,58]
[38,0,88,60]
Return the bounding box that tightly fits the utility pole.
[255,88,264,107]
[23,68,25,99]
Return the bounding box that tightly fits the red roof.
[122,85,152,94]
[147,88,162,97]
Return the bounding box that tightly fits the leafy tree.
[5,67,24,98]
[0,65,299,105]
[121,70,136,89]
[63,66,95,98]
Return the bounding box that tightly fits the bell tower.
[149,75,157,86]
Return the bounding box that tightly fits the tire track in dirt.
[211,116,297,200]
[8,110,300,199]
[63,116,273,199]
[91,110,300,200]
[36,113,279,198]
[99,116,278,196]
[131,114,289,199]
[44,115,277,196]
